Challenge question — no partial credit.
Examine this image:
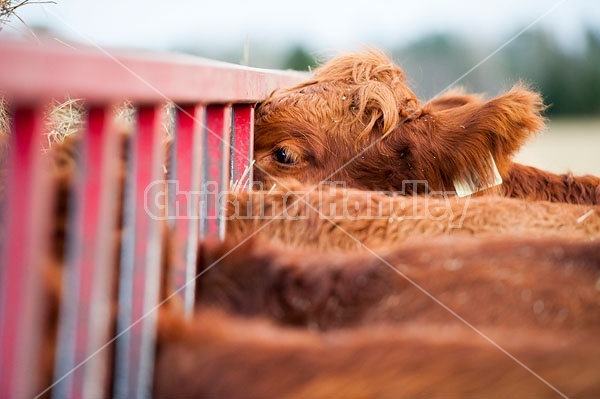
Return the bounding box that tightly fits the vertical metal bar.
[169,104,205,317]
[113,105,165,399]
[0,106,52,399]
[202,104,231,241]
[231,104,254,189]
[52,106,121,399]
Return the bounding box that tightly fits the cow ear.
[465,84,546,171]
[427,87,485,111]
[419,84,546,196]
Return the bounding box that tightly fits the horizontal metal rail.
[0,40,306,104]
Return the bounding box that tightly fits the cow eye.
[273,147,296,165]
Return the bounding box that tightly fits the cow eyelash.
[273,147,299,165]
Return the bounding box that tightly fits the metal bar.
[169,104,205,316]
[231,104,255,189]
[113,105,165,399]
[0,41,308,104]
[0,106,52,399]
[52,106,121,399]
[201,104,232,241]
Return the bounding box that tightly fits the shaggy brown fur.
[37,228,600,398]
[226,184,600,250]
[157,235,600,397]
[254,50,600,204]
[154,308,600,398]
[196,236,600,330]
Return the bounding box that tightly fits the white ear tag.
[453,153,503,198]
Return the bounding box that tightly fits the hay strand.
[44,97,84,151]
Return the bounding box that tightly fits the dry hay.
[0,96,9,165]
[44,98,85,151]
[0,96,8,134]
[0,97,176,156]
[0,0,56,28]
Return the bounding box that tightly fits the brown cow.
[195,235,600,330]
[154,235,600,398]
[254,50,600,204]
[225,183,600,250]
